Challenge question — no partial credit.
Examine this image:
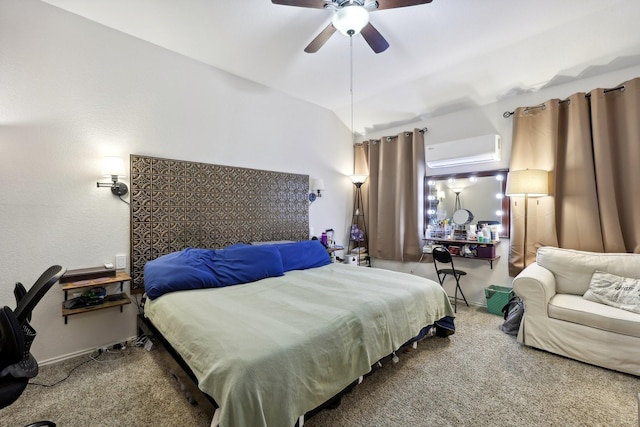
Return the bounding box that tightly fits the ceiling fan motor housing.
[332,4,370,36]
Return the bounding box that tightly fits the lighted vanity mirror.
[424,169,509,238]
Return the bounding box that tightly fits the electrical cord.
[28,345,129,387]
[133,293,145,316]
[90,346,127,363]
[135,334,149,348]
[28,357,93,388]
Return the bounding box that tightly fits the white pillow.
[583,270,640,314]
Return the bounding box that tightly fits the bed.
[130,155,455,427]
[142,241,455,427]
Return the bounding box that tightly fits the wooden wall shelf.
[61,271,131,323]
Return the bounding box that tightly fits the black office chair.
[0,265,66,427]
[432,247,468,313]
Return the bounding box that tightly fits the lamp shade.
[332,5,370,36]
[506,169,548,197]
[312,179,325,191]
[102,156,126,178]
[350,174,368,184]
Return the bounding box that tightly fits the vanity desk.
[417,238,500,269]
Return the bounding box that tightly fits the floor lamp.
[506,169,549,267]
[350,174,369,265]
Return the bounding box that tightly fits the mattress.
[145,262,454,427]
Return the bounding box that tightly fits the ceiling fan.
[271,0,433,54]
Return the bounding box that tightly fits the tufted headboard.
[129,155,309,292]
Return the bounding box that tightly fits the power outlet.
[115,254,126,269]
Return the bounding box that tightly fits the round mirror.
[452,209,474,225]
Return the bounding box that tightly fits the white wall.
[0,0,353,363]
[366,63,640,306]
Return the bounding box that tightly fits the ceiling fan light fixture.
[332,5,370,36]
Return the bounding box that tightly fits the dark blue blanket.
[144,240,332,299]
[144,245,284,299]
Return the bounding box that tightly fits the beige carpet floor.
[2,305,638,426]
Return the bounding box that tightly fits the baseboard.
[38,335,138,366]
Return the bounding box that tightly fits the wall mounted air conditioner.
[425,134,501,168]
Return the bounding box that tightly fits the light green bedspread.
[145,263,454,427]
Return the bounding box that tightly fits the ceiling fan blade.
[271,0,328,8]
[360,22,389,53]
[304,23,337,53]
[373,0,433,11]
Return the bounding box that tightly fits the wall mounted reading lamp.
[97,156,128,196]
[309,178,325,202]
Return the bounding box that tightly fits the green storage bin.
[484,285,514,316]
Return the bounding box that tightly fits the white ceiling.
[41,0,640,135]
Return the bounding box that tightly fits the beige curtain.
[354,129,424,262]
[509,77,640,274]
[591,79,640,253]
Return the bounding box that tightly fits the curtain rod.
[357,127,428,144]
[502,84,626,118]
